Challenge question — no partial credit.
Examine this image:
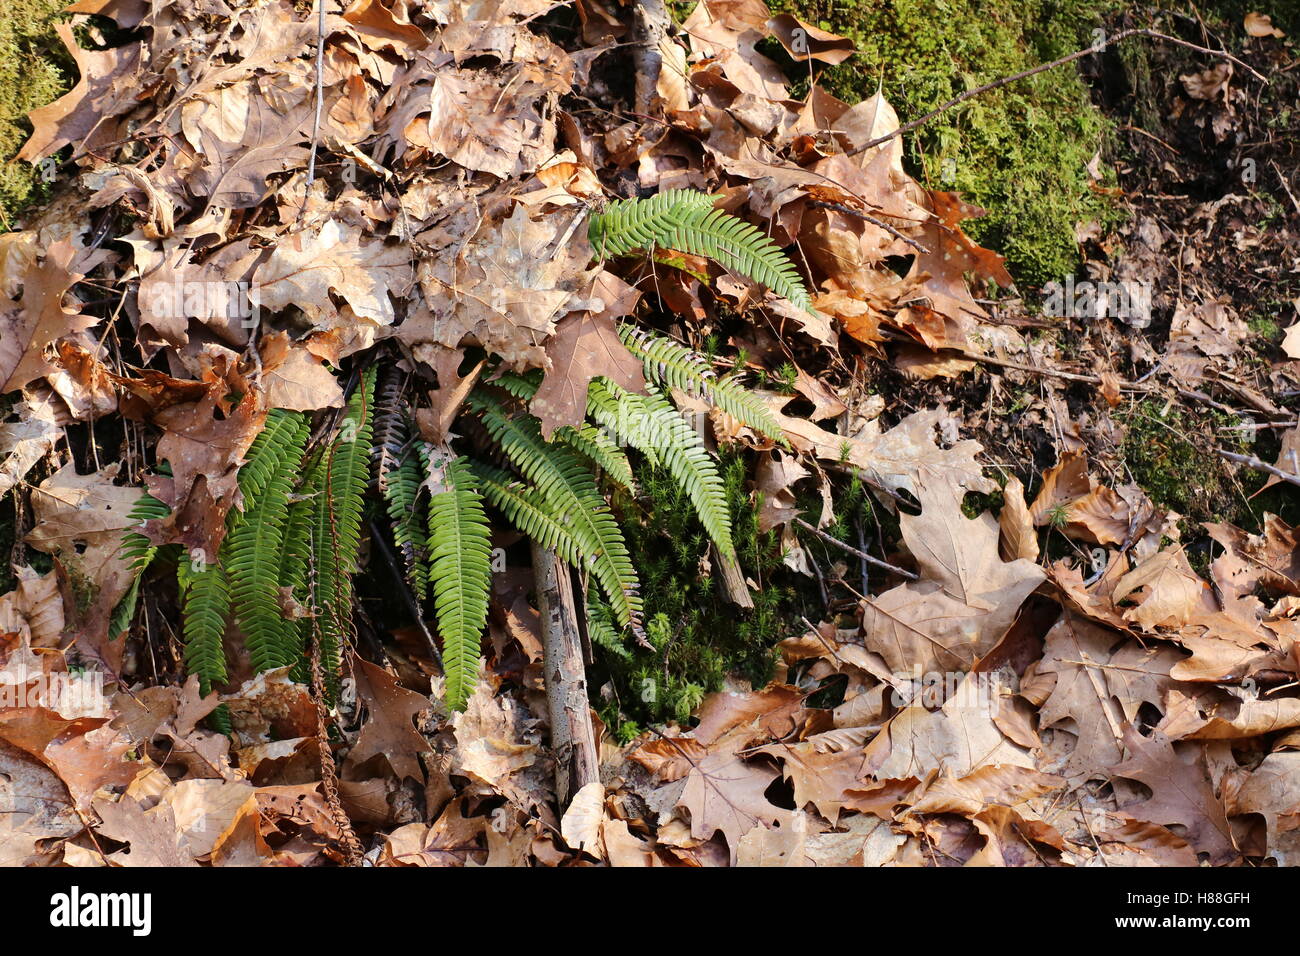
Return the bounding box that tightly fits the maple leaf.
[630,684,802,861]
[258,331,345,411]
[420,67,558,179]
[0,398,61,498]
[862,670,1033,781]
[1111,548,1215,630]
[0,741,81,866]
[1112,725,1237,864]
[861,474,1045,676]
[530,273,646,438]
[412,203,601,369]
[253,218,413,325]
[415,347,484,445]
[17,24,142,163]
[381,798,487,866]
[24,462,144,666]
[181,80,313,210]
[145,357,267,560]
[0,567,64,648]
[344,658,433,783]
[905,191,1013,329]
[0,240,98,394]
[1227,751,1300,865]
[135,239,260,351]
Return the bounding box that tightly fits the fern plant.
[588,189,814,313]
[375,328,786,706]
[114,338,789,717]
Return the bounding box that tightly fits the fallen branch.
[632,0,672,117]
[1217,449,1300,489]
[531,543,600,808]
[794,518,918,581]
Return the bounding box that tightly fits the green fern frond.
[490,369,544,400]
[237,409,304,503]
[617,325,785,442]
[109,492,172,638]
[556,423,635,492]
[424,454,492,711]
[382,438,431,599]
[588,189,812,311]
[225,410,309,674]
[586,597,632,660]
[480,373,636,491]
[588,380,734,557]
[278,458,321,685]
[470,390,643,639]
[471,463,583,564]
[177,557,230,696]
[312,367,376,690]
[587,188,717,259]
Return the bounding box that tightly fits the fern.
[470,389,644,639]
[225,409,308,673]
[471,463,585,565]
[381,438,431,599]
[588,188,812,312]
[312,368,377,690]
[109,492,171,637]
[488,372,635,490]
[617,325,785,442]
[423,453,492,711]
[586,598,632,661]
[177,557,229,696]
[588,380,734,557]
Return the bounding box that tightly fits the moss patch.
[765,0,1122,286]
[595,451,807,739]
[1119,398,1251,525]
[0,0,72,225]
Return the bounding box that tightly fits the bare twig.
[367,519,443,671]
[304,0,328,191]
[1217,449,1300,489]
[794,518,918,581]
[807,199,930,254]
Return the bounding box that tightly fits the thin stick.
[807,199,930,254]
[367,519,443,670]
[794,517,918,580]
[304,0,328,190]
[1217,449,1300,489]
[846,28,1267,160]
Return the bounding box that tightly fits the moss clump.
[1120,398,1248,522]
[0,0,72,225]
[765,0,1121,287]
[596,451,803,739]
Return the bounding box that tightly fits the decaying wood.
[712,544,755,609]
[633,0,672,117]
[531,542,600,807]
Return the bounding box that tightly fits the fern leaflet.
[423,453,492,711]
[588,188,812,311]
[617,325,785,442]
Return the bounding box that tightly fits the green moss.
[595,450,807,738]
[0,0,73,225]
[1120,399,1248,522]
[765,0,1121,287]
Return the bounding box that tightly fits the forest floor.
[1,0,1299,868]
